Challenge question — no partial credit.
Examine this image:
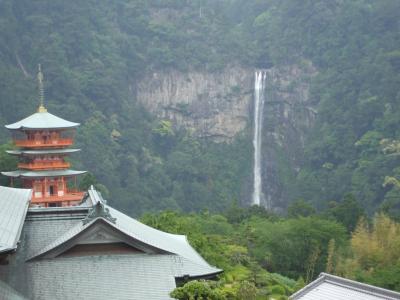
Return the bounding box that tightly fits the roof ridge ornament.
[37,64,47,113]
[82,201,117,225]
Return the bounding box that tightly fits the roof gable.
[81,187,221,270]
[27,191,221,274]
[29,218,163,260]
[59,242,143,257]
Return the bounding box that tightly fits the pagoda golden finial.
[37,64,47,113]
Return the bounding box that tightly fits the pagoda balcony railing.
[14,138,74,148]
[18,161,70,170]
[31,191,85,204]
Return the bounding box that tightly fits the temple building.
[0,66,222,299]
[0,186,222,299]
[1,66,86,207]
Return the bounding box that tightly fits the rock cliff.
[259,63,317,211]
[136,63,317,209]
[136,67,253,142]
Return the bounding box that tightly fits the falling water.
[252,71,267,206]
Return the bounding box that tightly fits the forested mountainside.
[0,0,399,219]
[1,1,400,298]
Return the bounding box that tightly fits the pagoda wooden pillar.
[55,178,58,195]
[44,178,47,198]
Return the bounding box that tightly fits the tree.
[328,194,365,232]
[244,216,347,279]
[78,172,97,190]
[338,214,400,291]
[305,245,320,283]
[325,239,336,273]
[236,281,257,300]
[0,143,17,186]
[170,280,226,300]
[287,200,316,218]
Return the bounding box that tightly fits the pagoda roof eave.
[5,111,79,130]
[1,169,86,178]
[6,149,81,156]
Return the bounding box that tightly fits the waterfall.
[252,71,267,206]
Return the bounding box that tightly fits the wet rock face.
[136,63,317,210]
[259,63,317,211]
[136,66,253,142]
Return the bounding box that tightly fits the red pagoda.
[1,66,86,207]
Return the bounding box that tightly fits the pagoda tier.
[10,129,75,149]
[2,107,86,208]
[3,170,86,207]
[27,177,84,207]
[7,149,80,170]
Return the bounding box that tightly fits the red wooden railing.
[18,161,70,170]
[31,191,85,203]
[14,138,74,148]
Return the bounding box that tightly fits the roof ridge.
[82,202,116,225]
[290,273,400,299]
[320,273,400,299]
[289,274,325,299]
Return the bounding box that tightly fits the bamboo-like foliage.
[337,214,400,290]
[325,239,336,273]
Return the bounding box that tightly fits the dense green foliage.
[0,0,254,215]
[275,1,400,216]
[141,207,325,299]
[0,0,399,216]
[337,214,400,291]
[141,207,400,298]
[0,1,399,296]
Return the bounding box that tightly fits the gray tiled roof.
[29,194,220,273]
[290,273,400,300]
[27,255,179,299]
[0,280,27,300]
[5,111,79,130]
[0,186,31,254]
[24,254,218,300]
[0,187,222,299]
[108,205,216,268]
[81,187,220,270]
[2,169,87,178]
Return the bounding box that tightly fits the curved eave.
[6,125,79,130]
[1,170,87,178]
[176,269,223,280]
[5,111,79,130]
[6,149,81,156]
